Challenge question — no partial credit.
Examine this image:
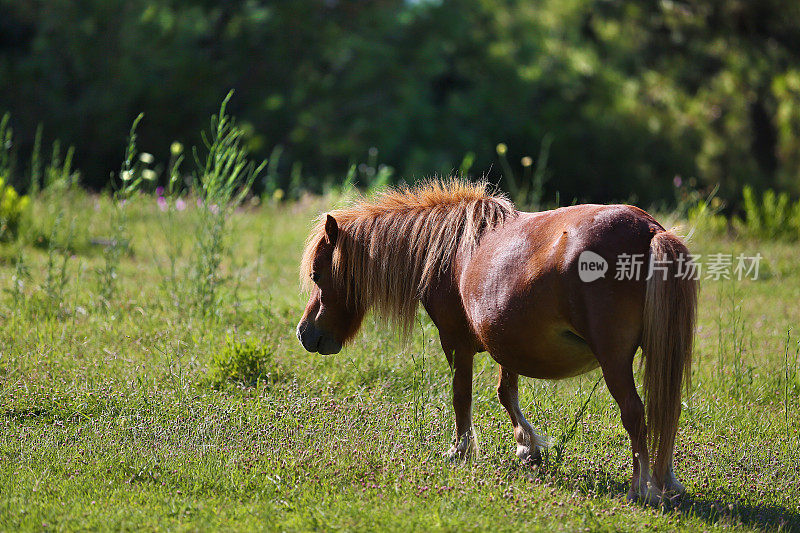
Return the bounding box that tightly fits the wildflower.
[273,188,285,201]
[157,196,168,212]
[496,143,507,156]
[673,175,682,188]
[521,156,533,167]
[142,169,157,181]
[121,170,133,181]
[139,152,155,164]
[156,186,165,196]
[170,142,183,156]
[175,198,186,211]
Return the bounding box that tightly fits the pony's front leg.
[444,349,478,461]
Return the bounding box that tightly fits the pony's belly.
[487,327,599,380]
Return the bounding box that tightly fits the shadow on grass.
[3,402,122,424]
[2,406,58,422]
[503,460,799,532]
[671,495,799,533]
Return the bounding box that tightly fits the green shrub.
[208,336,278,388]
[740,186,800,240]
[0,177,30,241]
[0,113,30,240]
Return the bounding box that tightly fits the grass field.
[0,189,798,532]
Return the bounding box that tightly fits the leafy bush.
[0,178,29,241]
[208,336,277,388]
[0,113,29,239]
[740,186,800,241]
[682,185,800,241]
[3,1,800,204]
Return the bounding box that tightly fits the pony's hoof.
[444,436,478,463]
[662,476,686,496]
[627,484,663,506]
[443,446,464,462]
[516,444,542,466]
[443,448,474,463]
[662,481,686,498]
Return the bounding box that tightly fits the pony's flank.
[301,180,516,338]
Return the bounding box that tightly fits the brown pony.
[297,180,696,503]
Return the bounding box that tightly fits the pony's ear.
[324,214,338,245]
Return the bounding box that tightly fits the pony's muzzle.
[296,321,342,355]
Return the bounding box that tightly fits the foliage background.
[2,0,800,205]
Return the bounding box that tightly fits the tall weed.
[96,114,144,307]
[153,147,186,308]
[188,91,265,316]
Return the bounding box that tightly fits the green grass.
[0,191,798,532]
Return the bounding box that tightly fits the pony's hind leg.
[497,366,549,464]
[599,356,662,504]
[661,447,686,495]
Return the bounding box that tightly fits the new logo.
[578,251,608,282]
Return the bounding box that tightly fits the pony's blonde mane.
[300,179,516,337]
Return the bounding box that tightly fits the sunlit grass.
[0,191,797,531]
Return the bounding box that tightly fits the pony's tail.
[641,230,697,483]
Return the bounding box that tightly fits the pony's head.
[297,214,364,354]
[297,180,517,354]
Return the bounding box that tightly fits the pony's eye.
[311,272,320,283]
